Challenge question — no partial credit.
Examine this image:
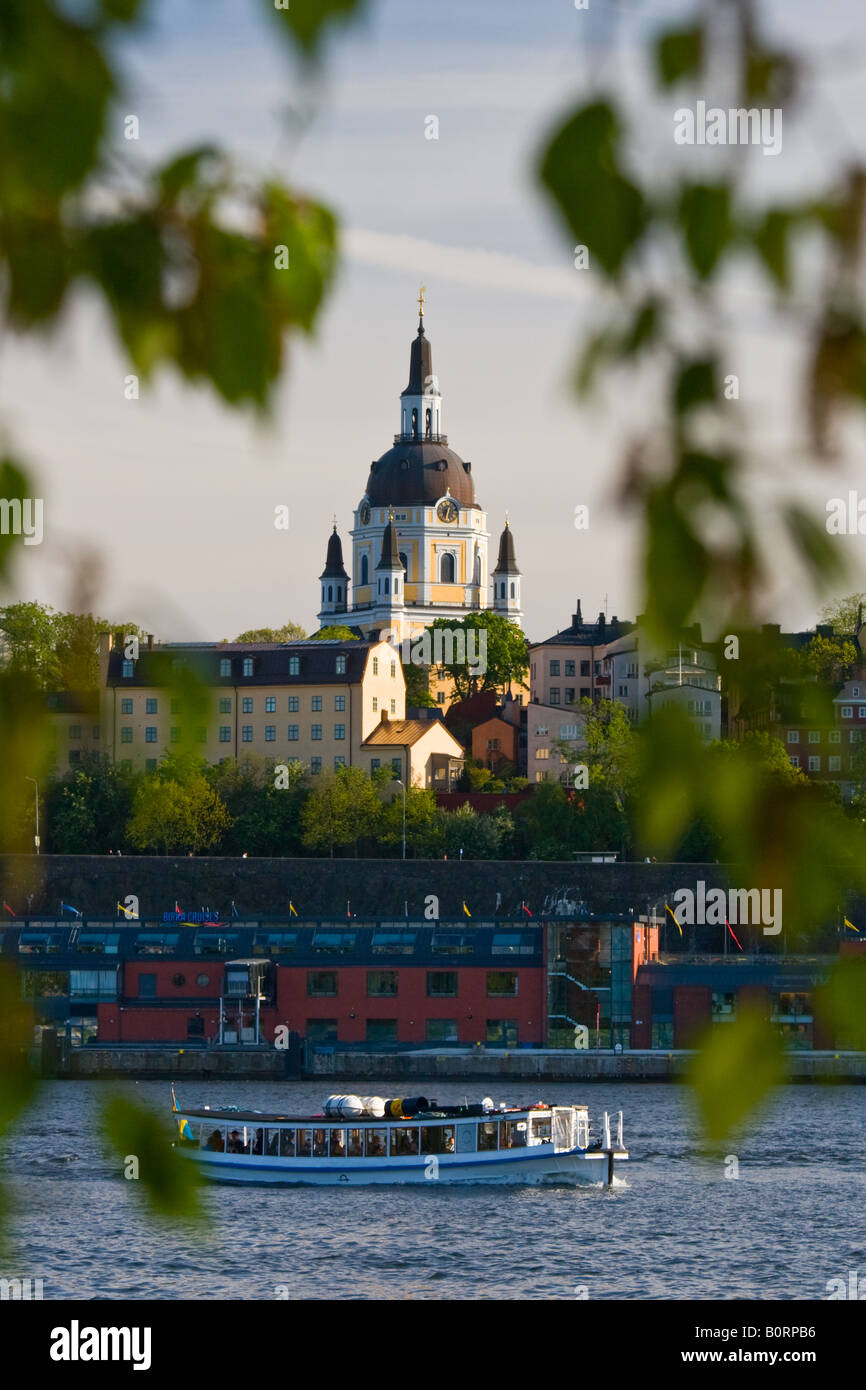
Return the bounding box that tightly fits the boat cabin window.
[205,1126,226,1153]
[250,1128,264,1155]
[530,1116,552,1144]
[365,1128,387,1157]
[501,1120,528,1149]
[295,1129,311,1157]
[279,1130,295,1157]
[390,1127,419,1155]
[553,1110,577,1151]
[266,1128,281,1156]
[313,1129,328,1157]
[420,1125,455,1155]
[347,1128,363,1157]
[478,1120,498,1151]
[329,1129,346,1156]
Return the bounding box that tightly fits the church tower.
[374,509,405,631]
[348,293,493,641]
[317,522,349,629]
[491,517,522,624]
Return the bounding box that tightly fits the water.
[2,1080,863,1299]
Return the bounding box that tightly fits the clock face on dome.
[437,498,459,524]
[360,502,371,525]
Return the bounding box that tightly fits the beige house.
[46,633,464,788]
[362,715,465,788]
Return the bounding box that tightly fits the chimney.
[147,633,154,649]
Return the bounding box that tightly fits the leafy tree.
[818,594,866,636]
[45,754,139,854]
[310,625,358,641]
[301,765,381,856]
[207,756,308,855]
[233,623,307,643]
[379,784,438,855]
[799,634,858,683]
[431,802,510,859]
[425,613,528,701]
[514,781,576,859]
[0,602,145,690]
[0,602,61,687]
[127,772,231,855]
[403,659,435,708]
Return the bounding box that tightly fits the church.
[317,296,522,641]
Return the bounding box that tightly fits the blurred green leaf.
[815,957,866,1050]
[267,0,368,56]
[655,26,704,86]
[2,213,72,324]
[96,0,150,25]
[539,102,647,277]
[678,182,733,279]
[102,1095,205,1221]
[753,208,793,290]
[158,145,223,203]
[674,358,716,416]
[0,458,33,580]
[784,504,847,586]
[689,1009,787,1145]
[0,2,114,203]
[643,485,707,638]
[0,964,37,1139]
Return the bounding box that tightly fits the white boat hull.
[176,1145,628,1186]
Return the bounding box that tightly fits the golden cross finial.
[332,512,337,529]
[505,509,510,527]
[417,285,426,318]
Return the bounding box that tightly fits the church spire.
[492,516,522,622]
[317,521,348,626]
[400,292,441,441]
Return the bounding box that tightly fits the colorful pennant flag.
[3,902,15,916]
[844,917,860,933]
[725,918,744,951]
[116,901,137,920]
[289,901,298,918]
[462,901,471,918]
[60,902,82,918]
[522,901,533,917]
[664,902,683,937]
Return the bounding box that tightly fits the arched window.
[328,584,333,602]
[425,408,432,438]
[411,407,419,438]
[399,551,409,576]
[510,582,515,599]
[394,578,399,594]
[361,554,369,586]
[440,552,455,583]
[384,577,390,594]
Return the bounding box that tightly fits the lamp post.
[26,776,40,854]
[395,778,406,860]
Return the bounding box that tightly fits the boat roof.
[177,1103,584,1124]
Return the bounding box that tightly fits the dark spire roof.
[320,523,348,580]
[492,518,520,575]
[401,316,439,398]
[376,512,401,571]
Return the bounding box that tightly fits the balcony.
[393,433,449,445]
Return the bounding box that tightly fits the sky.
[3,0,866,643]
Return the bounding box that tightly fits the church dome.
[365,441,476,508]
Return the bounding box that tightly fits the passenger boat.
[170,1087,628,1186]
